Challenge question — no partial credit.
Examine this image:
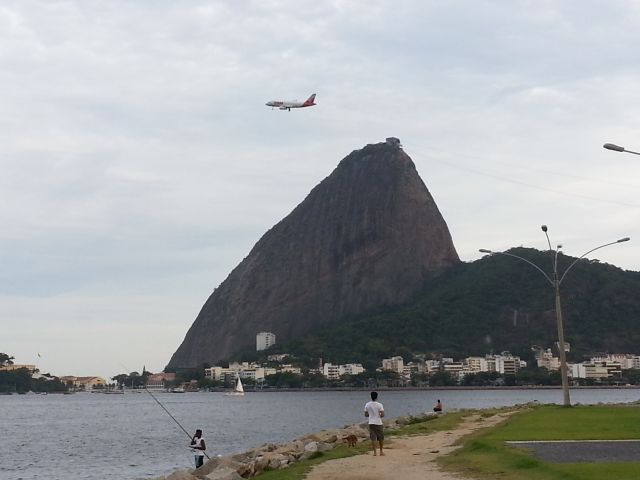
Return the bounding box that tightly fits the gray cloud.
[1,0,639,378]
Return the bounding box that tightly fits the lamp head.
[617,237,631,243]
[603,143,625,152]
[557,244,563,249]
[541,225,548,232]
[479,249,492,253]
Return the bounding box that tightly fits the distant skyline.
[2,1,639,380]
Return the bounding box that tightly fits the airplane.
[266,93,316,111]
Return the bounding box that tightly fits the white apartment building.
[465,357,489,373]
[381,356,404,374]
[536,349,560,370]
[591,354,634,370]
[279,364,302,374]
[256,332,276,351]
[322,362,364,379]
[342,363,365,376]
[443,362,465,379]
[323,363,342,380]
[205,363,276,381]
[493,353,523,375]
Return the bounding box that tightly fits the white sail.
[225,375,245,396]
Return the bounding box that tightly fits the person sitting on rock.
[433,399,443,413]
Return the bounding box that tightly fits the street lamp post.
[603,143,640,156]
[480,228,630,407]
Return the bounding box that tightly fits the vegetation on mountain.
[248,248,640,368]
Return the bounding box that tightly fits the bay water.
[2,388,639,480]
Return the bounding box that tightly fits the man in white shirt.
[190,429,206,468]
[364,391,385,456]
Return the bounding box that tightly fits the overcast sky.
[2,0,640,380]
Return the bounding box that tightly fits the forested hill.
[254,248,640,368]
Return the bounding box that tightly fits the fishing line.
[117,363,210,460]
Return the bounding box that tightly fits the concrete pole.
[554,281,571,407]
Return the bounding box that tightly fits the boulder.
[166,471,197,480]
[317,442,333,452]
[204,467,242,480]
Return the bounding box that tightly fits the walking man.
[364,391,385,456]
[190,429,206,468]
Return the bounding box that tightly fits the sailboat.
[225,375,245,396]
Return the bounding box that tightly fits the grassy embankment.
[441,404,640,480]
[254,410,469,480]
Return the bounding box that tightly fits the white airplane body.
[266,93,316,111]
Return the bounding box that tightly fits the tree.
[0,353,15,366]
[429,371,456,387]
[112,374,128,387]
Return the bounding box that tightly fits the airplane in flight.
[266,93,316,111]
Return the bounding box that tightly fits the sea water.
[1,388,639,480]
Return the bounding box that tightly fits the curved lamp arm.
[479,249,554,286]
[559,238,631,285]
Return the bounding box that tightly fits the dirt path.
[305,413,512,480]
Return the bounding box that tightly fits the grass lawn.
[440,404,640,480]
[254,410,469,479]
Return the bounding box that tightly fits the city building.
[256,332,276,351]
[60,376,107,390]
[535,348,560,370]
[381,356,404,374]
[146,372,176,391]
[321,362,364,379]
[493,352,524,375]
[342,363,364,376]
[323,363,341,380]
[465,357,489,373]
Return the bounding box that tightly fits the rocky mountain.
[167,140,460,368]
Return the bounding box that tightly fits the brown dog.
[342,434,358,447]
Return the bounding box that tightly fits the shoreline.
[152,406,520,480]
[202,384,640,393]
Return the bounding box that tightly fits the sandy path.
[305,413,512,480]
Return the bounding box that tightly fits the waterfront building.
[443,362,465,379]
[570,361,622,379]
[59,376,107,390]
[590,354,634,370]
[465,357,489,373]
[146,372,176,391]
[342,363,364,376]
[381,356,404,374]
[279,364,302,374]
[535,348,560,370]
[323,363,341,380]
[256,332,276,351]
[493,353,522,375]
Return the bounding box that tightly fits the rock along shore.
[147,411,438,480]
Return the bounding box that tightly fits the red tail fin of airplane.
[303,93,316,106]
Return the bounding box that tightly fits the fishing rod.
[143,385,211,460]
[118,364,210,460]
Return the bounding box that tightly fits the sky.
[2,0,640,380]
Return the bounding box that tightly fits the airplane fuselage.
[266,94,316,111]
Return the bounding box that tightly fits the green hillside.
[251,248,640,368]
